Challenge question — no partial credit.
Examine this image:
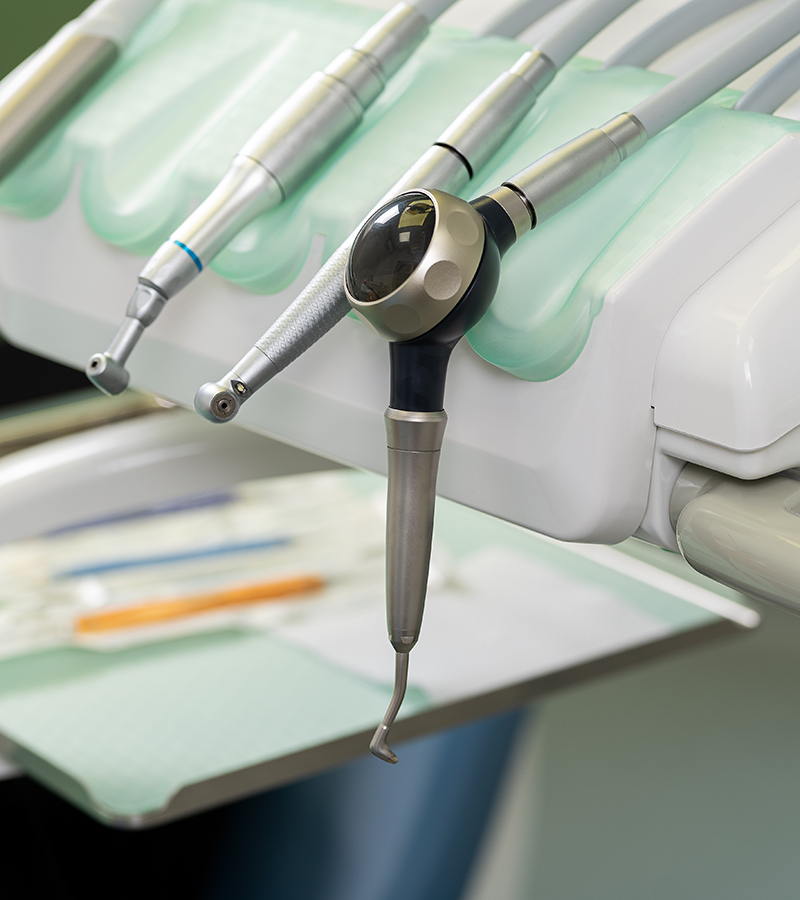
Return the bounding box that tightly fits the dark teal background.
[0,2,91,78]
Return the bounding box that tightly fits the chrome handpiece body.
[87,1,437,395]
[342,115,650,763]
[344,189,513,762]
[195,49,558,422]
[0,0,162,183]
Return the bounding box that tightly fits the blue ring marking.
[174,240,203,272]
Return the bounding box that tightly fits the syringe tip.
[369,651,410,764]
[194,380,241,423]
[370,725,399,764]
[85,352,130,395]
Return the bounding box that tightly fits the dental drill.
[196,0,643,423]
[0,0,162,183]
[340,0,800,763]
[86,0,459,395]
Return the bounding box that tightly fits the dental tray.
[2,0,800,550]
[0,463,755,827]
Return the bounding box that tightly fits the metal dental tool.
[340,0,800,763]
[86,0,459,396]
[0,0,162,184]
[195,0,644,423]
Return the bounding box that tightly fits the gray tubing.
[412,0,458,22]
[735,43,800,112]
[536,0,637,68]
[602,0,758,69]
[629,0,800,137]
[479,0,565,38]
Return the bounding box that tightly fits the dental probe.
[601,0,759,70]
[735,44,800,112]
[345,0,800,763]
[0,0,162,183]
[86,0,458,396]
[196,0,641,423]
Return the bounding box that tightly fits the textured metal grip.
[255,241,352,371]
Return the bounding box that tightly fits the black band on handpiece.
[469,195,516,255]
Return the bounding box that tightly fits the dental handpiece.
[195,0,646,422]
[195,48,557,422]
[343,0,800,763]
[86,0,456,396]
[0,0,162,184]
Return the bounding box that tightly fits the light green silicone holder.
[0,0,797,380]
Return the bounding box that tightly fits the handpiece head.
[195,348,279,423]
[345,188,510,412]
[194,379,243,423]
[85,351,130,396]
[345,189,489,344]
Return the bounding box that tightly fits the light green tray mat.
[0,0,795,381]
[0,472,744,827]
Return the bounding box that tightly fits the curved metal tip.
[85,353,129,396]
[194,380,241,423]
[369,651,409,765]
[370,725,399,764]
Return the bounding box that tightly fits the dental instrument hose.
[86,0,459,395]
[0,0,162,183]
[477,0,567,39]
[601,0,758,70]
[195,0,642,423]
[735,44,800,113]
[343,0,800,763]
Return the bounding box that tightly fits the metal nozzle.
[86,283,166,395]
[85,349,132,396]
[370,651,409,764]
[194,379,244,423]
[195,347,279,423]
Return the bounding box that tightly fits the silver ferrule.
[240,71,365,198]
[140,156,282,297]
[0,32,117,182]
[600,112,649,161]
[484,184,533,243]
[194,346,278,423]
[436,50,556,176]
[325,48,385,110]
[354,2,430,81]
[385,407,447,652]
[124,281,167,326]
[503,112,648,226]
[240,3,428,199]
